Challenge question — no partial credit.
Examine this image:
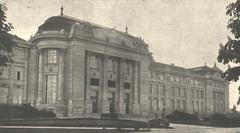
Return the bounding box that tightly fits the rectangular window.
[13,88,23,104]
[171,87,175,97]
[196,90,199,99]
[181,88,185,97]
[171,99,175,111]
[47,49,57,64]
[108,80,116,88]
[200,91,204,99]
[124,82,131,89]
[0,67,9,79]
[17,71,20,80]
[91,78,99,86]
[192,101,195,113]
[178,88,181,97]
[0,87,8,103]
[45,75,57,104]
[15,67,24,81]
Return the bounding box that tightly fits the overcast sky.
[3,0,239,110]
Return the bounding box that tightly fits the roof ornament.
[204,61,207,66]
[61,5,64,15]
[125,26,128,34]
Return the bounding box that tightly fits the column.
[132,61,140,115]
[85,52,92,113]
[57,49,65,104]
[37,49,43,105]
[118,58,125,114]
[100,55,109,113]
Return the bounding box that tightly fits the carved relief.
[70,22,93,37]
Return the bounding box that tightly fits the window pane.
[108,80,116,88]
[91,78,100,86]
[47,50,57,64]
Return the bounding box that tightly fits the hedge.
[0,104,56,120]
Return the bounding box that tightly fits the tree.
[0,2,16,74]
[218,0,240,104]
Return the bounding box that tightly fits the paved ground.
[0,124,240,133]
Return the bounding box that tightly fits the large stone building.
[0,13,229,118]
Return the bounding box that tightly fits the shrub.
[166,111,199,122]
[0,104,56,120]
[209,113,240,126]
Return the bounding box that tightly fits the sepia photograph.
[0,0,240,132]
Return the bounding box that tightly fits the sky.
[3,0,239,110]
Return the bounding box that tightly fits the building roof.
[36,15,149,51]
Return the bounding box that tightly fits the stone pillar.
[101,55,109,113]
[57,49,65,104]
[117,58,125,114]
[66,46,73,117]
[132,61,140,115]
[37,49,43,105]
[85,52,92,113]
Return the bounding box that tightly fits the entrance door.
[91,91,98,113]
[125,93,130,114]
[108,92,115,113]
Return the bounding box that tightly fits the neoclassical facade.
[0,14,229,118]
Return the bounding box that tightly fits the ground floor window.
[13,88,23,104]
[44,75,57,104]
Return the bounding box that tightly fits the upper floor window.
[107,58,115,72]
[0,67,9,79]
[47,50,57,64]
[15,67,24,81]
[90,55,98,69]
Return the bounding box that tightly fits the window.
[170,87,175,97]
[124,62,131,74]
[160,85,165,96]
[15,67,24,81]
[90,55,98,69]
[17,71,20,80]
[161,98,166,106]
[124,82,131,89]
[108,80,116,88]
[13,88,23,104]
[182,100,186,111]
[191,89,194,98]
[181,88,185,97]
[0,67,9,79]
[47,49,57,64]
[200,91,204,99]
[171,99,175,111]
[196,90,199,99]
[45,75,57,104]
[201,102,204,112]
[0,87,8,103]
[192,101,195,113]
[177,100,180,110]
[177,87,181,97]
[91,78,99,86]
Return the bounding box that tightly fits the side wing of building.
[0,34,31,104]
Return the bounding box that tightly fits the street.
[0,124,240,133]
